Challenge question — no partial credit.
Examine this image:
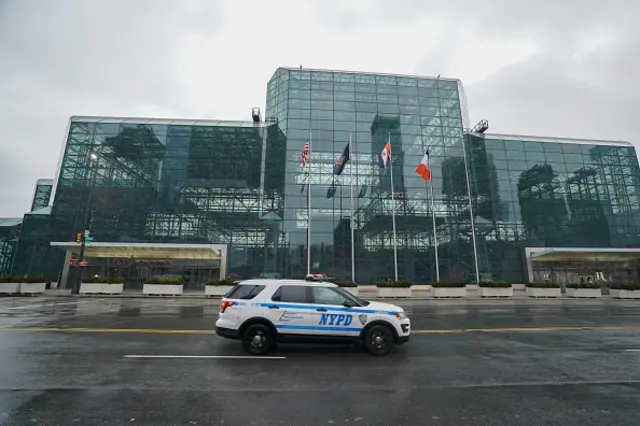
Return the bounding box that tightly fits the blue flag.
[333,143,350,175]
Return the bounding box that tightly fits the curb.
[30,293,617,302]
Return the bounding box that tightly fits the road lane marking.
[4,324,640,335]
[624,349,640,352]
[412,325,640,334]
[124,355,286,360]
[0,326,212,334]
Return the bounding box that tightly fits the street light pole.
[72,152,98,295]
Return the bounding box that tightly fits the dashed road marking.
[3,324,640,335]
[412,325,640,334]
[0,326,212,334]
[124,355,286,360]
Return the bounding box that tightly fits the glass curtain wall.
[30,179,53,212]
[466,133,640,283]
[0,218,21,275]
[11,211,52,278]
[267,68,475,283]
[13,118,287,284]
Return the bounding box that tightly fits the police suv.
[215,279,410,356]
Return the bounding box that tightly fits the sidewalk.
[39,287,620,301]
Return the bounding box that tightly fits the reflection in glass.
[468,134,640,283]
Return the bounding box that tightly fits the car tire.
[242,323,273,355]
[364,325,395,356]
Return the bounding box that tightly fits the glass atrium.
[5,68,640,286]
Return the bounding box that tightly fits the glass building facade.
[466,133,640,283]
[266,68,474,283]
[0,217,22,275]
[5,67,640,285]
[30,179,53,212]
[11,118,287,284]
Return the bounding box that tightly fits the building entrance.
[78,257,221,290]
[51,242,227,290]
[532,260,638,287]
[526,247,640,290]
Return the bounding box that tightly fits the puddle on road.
[179,306,205,318]
[118,307,141,317]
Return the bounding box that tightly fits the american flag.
[301,140,310,168]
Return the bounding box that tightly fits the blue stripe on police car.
[257,302,394,316]
[275,324,362,332]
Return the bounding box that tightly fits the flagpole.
[461,134,480,285]
[389,132,399,281]
[426,151,440,282]
[307,131,312,276]
[349,132,356,283]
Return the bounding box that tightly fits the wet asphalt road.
[2,297,640,425]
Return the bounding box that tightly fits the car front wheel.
[364,325,395,356]
[242,324,272,355]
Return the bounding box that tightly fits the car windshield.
[333,286,370,306]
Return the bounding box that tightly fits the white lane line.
[624,349,640,352]
[124,355,286,360]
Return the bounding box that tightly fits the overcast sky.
[0,0,638,217]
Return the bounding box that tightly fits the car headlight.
[394,311,407,320]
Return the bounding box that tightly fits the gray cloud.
[464,32,640,143]
[0,0,221,216]
[466,54,639,140]
[0,154,38,218]
[408,0,640,143]
[0,0,219,102]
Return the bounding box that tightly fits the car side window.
[272,285,309,303]
[226,285,265,300]
[311,287,349,306]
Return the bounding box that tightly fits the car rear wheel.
[242,324,273,355]
[364,325,395,356]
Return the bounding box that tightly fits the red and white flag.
[301,140,310,168]
[379,140,391,168]
[415,150,431,181]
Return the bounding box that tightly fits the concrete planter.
[526,287,561,298]
[411,285,432,297]
[80,283,124,295]
[20,282,46,294]
[433,287,467,298]
[103,283,123,294]
[357,286,376,296]
[610,289,640,299]
[0,283,21,294]
[376,287,412,298]
[512,284,526,290]
[566,288,601,298]
[204,285,233,297]
[479,286,513,298]
[143,284,183,296]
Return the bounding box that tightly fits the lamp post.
[71,152,99,294]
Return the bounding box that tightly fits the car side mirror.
[343,301,356,308]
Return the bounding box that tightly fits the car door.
[309,286,361,337]
[262,284,313,335]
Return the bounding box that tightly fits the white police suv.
[215,279,410,356]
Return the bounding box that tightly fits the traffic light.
[75,233,82,243]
